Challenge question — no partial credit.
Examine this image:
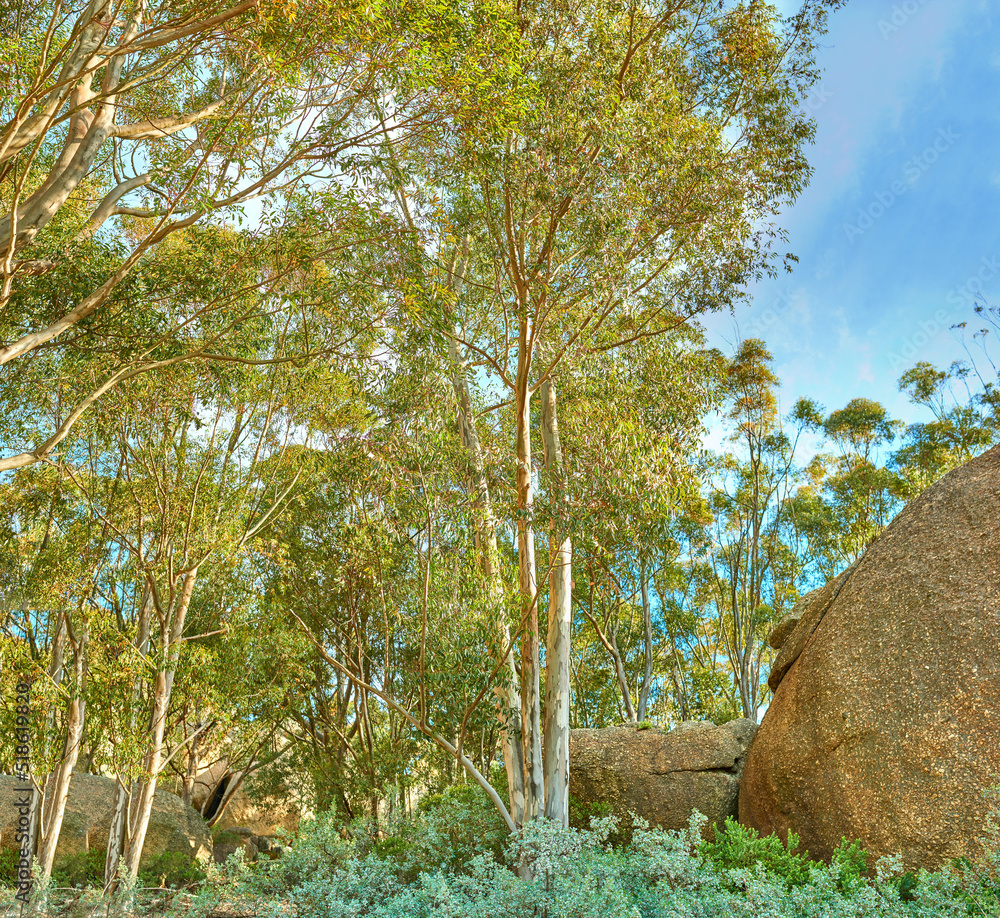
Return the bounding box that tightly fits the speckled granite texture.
[740,445,1000,870]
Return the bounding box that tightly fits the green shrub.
[136,851,206,889]
[41,846,203,890]
[50,848,106,888]
[568,794,615,832]
[0,848,20,888]
[389,781,508,876]
[830,836,869,893]
[209,805,1000,918]
[896,870,918,901]
[699,817,813,889]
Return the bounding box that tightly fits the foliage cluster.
[3,0,1000,887]
[698,817,869,895]
[0,847,205,891]
[194,805,1000,918]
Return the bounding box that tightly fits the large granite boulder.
[740,445,1000,870]
[570,719,757,835]
[0,774,212,866]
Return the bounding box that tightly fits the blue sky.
[703,0,1000,431]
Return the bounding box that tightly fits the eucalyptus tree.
[0,458,133,884]
[789,395,903,568]
[267,348,522,822]
[0,0,513,471]
[0,206,386,880]
[707,339,802,719]
[159,540,309,821]
[892,361,999,494]
[783,365,997,582]
[549,331,723,725]
[266,444,426,819]
[652,542,743,724]
[373,0,846,828]
[49,339,336,887]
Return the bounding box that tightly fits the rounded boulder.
[0,773,212,867]
[739,445,1000,870]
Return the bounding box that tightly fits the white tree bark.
[446,327,527,827]
[105,587,154,889]
[515,362,544,822]
[540,378,571,827]
[36,612,89,881]
[121,566,198,878]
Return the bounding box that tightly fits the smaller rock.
[212,842,240,865]
[0,774,211,867]
[570,719,758,837]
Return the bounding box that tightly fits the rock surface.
[0,774,212,865]
[740,445,1000,870]
[186,761,301,837]
[211,826,283,865]
[570,719,757,835]
[767,562,857,689]
[768,572,853,653]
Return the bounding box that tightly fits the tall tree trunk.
[122,567,198,877]
[28,607,65,864]
[105,588,154,889]
[36,611,88,881]
[104,782,130,890]
[637,561,654,722]
[540,378,571,827]
[446,319,526,826]
[515,363,544,821]
[607,625,637,723]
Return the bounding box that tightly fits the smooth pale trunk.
[105,590,155,888]
[36,613,88,881]
[515,385,544,821]
[30,609,65,863]
[447,329,526,826]
[611,637,637,724]
[540,379,571,827]
[122,567,198,877]
[498,641,527,827]
[104,781,130,889]
[637,564,654,723]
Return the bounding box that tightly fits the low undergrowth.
[5,785,1000,916]
[198,785,1000,918]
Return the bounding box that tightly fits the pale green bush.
[210,795,1000,918]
